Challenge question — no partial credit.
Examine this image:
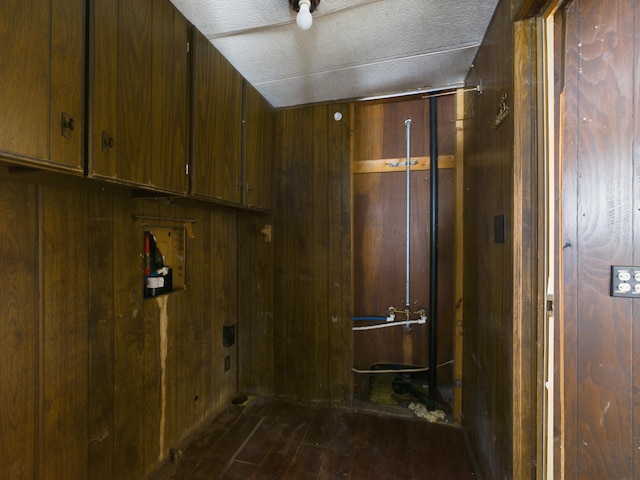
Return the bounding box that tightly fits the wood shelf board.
[353,155,455,174]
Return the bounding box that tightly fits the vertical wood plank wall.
[238,213,276,396]
[0,172,270,479]
[463,1,516,474]
[558,0,640,477]
[274,104,353,406]
[39,188,89,479]
[461,0,540,478]
[1,181,39,479]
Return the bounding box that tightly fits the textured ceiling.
[169,0,499,108]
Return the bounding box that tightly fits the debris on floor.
[409,402,446,423]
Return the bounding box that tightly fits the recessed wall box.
[143,227,186,298]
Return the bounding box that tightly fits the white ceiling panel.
[169,0,499,108]
[255,47,477,108]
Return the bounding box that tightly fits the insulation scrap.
[408,402,446,423]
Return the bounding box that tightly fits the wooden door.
[557,0,640,477]
[192,30,243,204]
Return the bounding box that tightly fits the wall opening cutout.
[143,226,186,298]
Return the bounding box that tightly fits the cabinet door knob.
[61,112,75,138]
[102,131,115,153]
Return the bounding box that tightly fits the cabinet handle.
[61,112,75,139]
[102,131,115,153]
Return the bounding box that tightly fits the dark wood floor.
[150,397,478,480]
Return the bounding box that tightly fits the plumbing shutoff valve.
[386,307,396,322]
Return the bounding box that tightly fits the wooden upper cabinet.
[244,82,275,211]
[90,0,189,194]
[0,0,84,172]
[192,30,243,204]
[150,0,189,193]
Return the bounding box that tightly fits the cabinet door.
[244,82,274,210]
[91,0,188,194]
[150,0,189,194]
[0,0,84,171]
[192,30,243,204]
[50,0,85,171]
[91,0,152,185]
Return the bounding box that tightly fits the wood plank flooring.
[150,397,478,480]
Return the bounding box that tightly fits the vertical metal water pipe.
[404,118,412,310]
[427,96,439,411]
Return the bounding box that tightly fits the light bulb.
[296,2,313,30]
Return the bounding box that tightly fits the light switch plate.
[611,266,640,298]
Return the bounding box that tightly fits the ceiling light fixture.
[289,0,320,30]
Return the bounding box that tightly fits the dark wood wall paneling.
[274,104,352,406]
[0,172,272,479]
[462,0,531,478]
[351,96,457,395]
[559,0,640,477]
[238,213,276,396]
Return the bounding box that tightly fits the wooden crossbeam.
[353,155,455,174]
